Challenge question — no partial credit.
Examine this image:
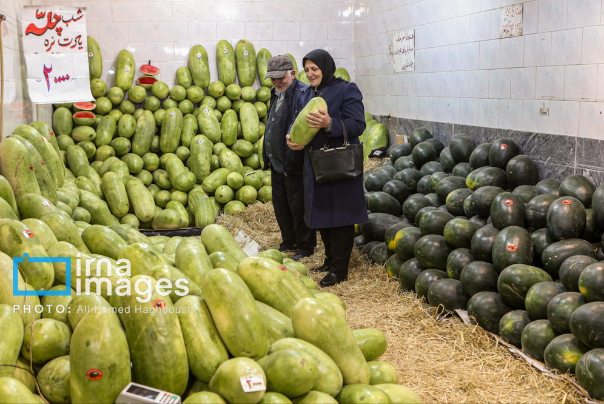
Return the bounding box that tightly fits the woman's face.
[304,60,323,88]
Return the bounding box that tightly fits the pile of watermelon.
[0,214,422,403]
[357,122,604,400]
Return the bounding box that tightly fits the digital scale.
[115,383,181,404]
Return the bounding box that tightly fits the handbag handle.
[322,119,349,150]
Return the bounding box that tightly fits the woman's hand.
[306,109,330,128]
[286,135,304,150]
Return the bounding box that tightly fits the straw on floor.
[216,200,592,404]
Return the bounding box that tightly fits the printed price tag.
[504,199,513,205]
[562,200,572,205]
[244,51,249,57]
[500,143,508,149]
[223,49,228,54]
[125,66,130,73]
[240,374,266,393]
[87,369,102,381]
[88,52,93,58]
[506,244,518,252]
[42,200,51,206]
[23,230,34,238]
[197,53,202,59]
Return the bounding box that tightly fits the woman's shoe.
[319,272,348,287]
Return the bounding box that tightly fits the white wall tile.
[302,22,328,42]
[111,2,141,22]
[468,70,490,98]
[273,22,301,41]
[500,36,525,68]
[468,11,491,42]
[461,0,481,14]
[489,69,511,98]
[480,39,501,69]
[478,98,500,127]
[85,2,113,24]
[328,21,352,40]
[129,22,159,43]
[549,100,580,135]
[444,45,461,71]
[434,72,453,97]
[315,2,343,21]
[171,2,203,22]
[567,0,601,29]
[142,2,173,22]
[551,29,583,65]
[216,22,246,43]
[231,2,259,22]
[489,9,501,39]
[482,0,502,11]
[524,33,552,66]
[459,98,479,125]
[460,42,480,70]
[538,0,568,32]
[144,42,174,63]
[511,67,537,99]
[523,1,540,35]
[97,22,129,44]
[202,2,231,22]
[579,101,604,139]
[597,64,604,100]
[158,22,188,42]
[499,99,524,130]
[523,99,551,132]
[582,26,604,63]
[452,71,470,97]
[450,16,471,44]
[188,23,217,44]
[536,66,565,99]
[564,64,597,100]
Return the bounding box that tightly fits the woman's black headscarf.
[303,49,337,89]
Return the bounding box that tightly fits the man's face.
[271,70,295,93]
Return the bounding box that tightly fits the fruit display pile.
[357,123,604,400]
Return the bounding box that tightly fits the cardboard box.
[395,135,408,144]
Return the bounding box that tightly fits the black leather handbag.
[309,119,363,182]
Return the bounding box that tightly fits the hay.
[216,204,591,404]
[364,157,385,173]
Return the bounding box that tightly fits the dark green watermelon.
[385,222,414,252]
[581,208,600,242]
[369,242,392,265]
[469,186,505,217]
[559,255,597,292]
[419,210,454,236]
[460,261,499,295]
[394,155,416,171]
[415,268,447,300]
[445,188,473,217]
[559,174,595,208]
[464,194,477,217]
[368,192,402,216]
[416,176,433,194]
[425,193,441,207]
[578,262,604,302]
[402,194,433,223]
[490,192,526,230]
[468,143,492,169]
[424,138,445,154]
[388,143,413,162]
[449,134,475,164]
[393,226,424,261]
[469,215,488,229]
[385,254,406,278]
[414,234,453,271]
[592,184,604,229]
[525,281,566,320]
[445,248,475,280]
[541,238,596,279]
[525,194,557,229]
[443,218,478,249]
[466,166,507,191]
[471,224,500,262]
[531,228,555,266]
[497,264,553,308]
[491,226,533,273]
[499,310,531,347]
[395,168,424,193]
[467,291,513,334]
[512,185,535,203]
[360,213,404,242]
[382,180,410,204]
[489,138,519,169]
[506,155,538,189]
[420,161,444,176]
[439,147,456,173]
[409,127,432,147]
[376,165,397,178]
[544,334,589,374]
[435,176,467,205]
[570,302,604,348]
[546,196,586,240]
[364,172,392,192]
[398,258,425,291]
[547,292,587,334]
[533,179,561,197]
[361,240,382,256]
[429,172,450,193]
[411,142,437,168]
[428,278,469,312]
[415,206,438,226]
[452,163,472,178]
[521,319,559,362]
[576,348,604,400]
[354,235,367,248]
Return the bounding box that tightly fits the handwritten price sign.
[22,6,93,103]
[500,3,523,39]
[393,30,415,73]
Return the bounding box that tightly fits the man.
[262,55,316,261]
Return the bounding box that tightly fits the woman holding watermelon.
[287,49,368,287]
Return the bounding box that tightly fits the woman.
[287,49,368,287]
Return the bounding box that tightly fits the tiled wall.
[36,0,355,89]
[354,0,604,142]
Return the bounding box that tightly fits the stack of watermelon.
[357,125,604,400]
[0,214,421,403]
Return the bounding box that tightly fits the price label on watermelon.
[203,109,209,113]
[29,164,34,171]
[153,299,166,309]
[197,53,202,59]
[22,230,34,238]
[87,369,102,381]
[279,265,288,271]
[40,160,45,166]
[42,200,51,207]
[170,111,176,117]
[504,199,513,205]
[244,51,249,57]
[506,244,518,252]
[223,49,228,54]
[562,200,572,205]
[240,374,266,393]
[125,66,130,73]
[500,144,508,149]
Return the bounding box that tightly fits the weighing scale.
[115,382,181,404]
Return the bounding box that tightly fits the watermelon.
[525,194,557,229]
[470,224,500,263]
[546,197,586,240]
[448,134,475,163]
[559,174,595,208]
[415,269,447,300]
[547,292,587,334]
[521,319,559,362]
[411,142,436,167]
[577,262,604,301]
[140,64,160,75]
[445,248,475,280]
[497,264,553,308]
[506,155,538,189]
[467,291,513,334]
[413,235,453,271]
[398,259,425,291]
[427,278,469,312]
[439,147,456,172]
[569,302,604,348]
[524,281,566,321]
[541,238,596,279]
[409,127,432,146]
[544,334,590,374]
[418,210,454,236]
[499,310,531,347]
[460,261,499,296]
[489,138,519,169]
[576,348,604,400]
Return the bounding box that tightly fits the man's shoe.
[278,244,297,253]
[292,250,313,261]
[319,272,348,287]
[311,262,330,272]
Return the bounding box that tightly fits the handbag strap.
[323,119,349,149]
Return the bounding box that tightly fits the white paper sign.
[240,374,266,393]
[22,6,93,103]
[500,4,523,38]
[393,30,415,73]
